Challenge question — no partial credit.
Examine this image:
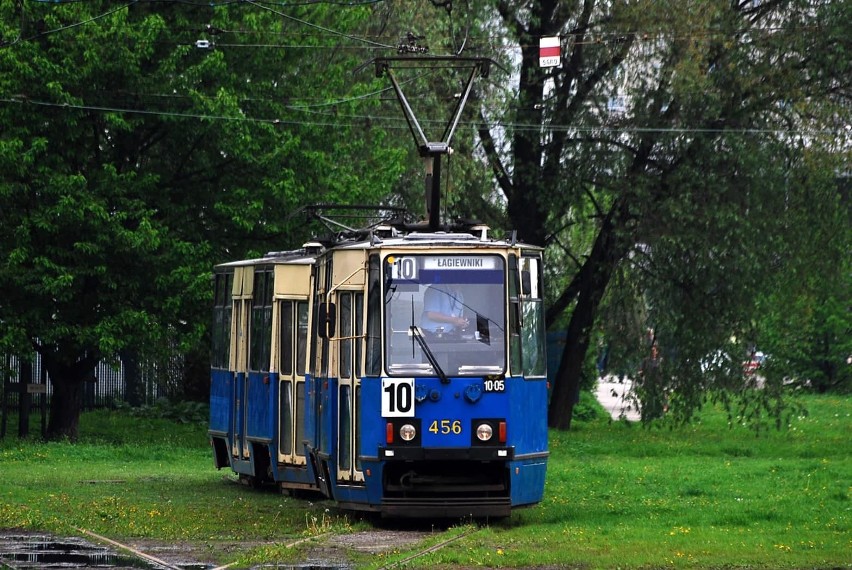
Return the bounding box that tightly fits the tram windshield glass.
[384,254,505,377]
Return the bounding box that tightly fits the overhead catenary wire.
[4,0,843,141]
[5,0,826,53]
[241,0,395,49]
[29,0,385,5]
[0,96,842,138]
[1,1,139,47]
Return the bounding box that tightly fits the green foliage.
[754,164,851,394]
[473,0,852,427]
[0,2,417,436]
[569,389,608,423]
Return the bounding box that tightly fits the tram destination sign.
[423,256,498,270]
[392,255,500,280]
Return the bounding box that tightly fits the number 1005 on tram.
[208,229,549,518]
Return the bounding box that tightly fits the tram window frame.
[508,256,523,375]
[295,381,306,457]
[339,384,352,471]
[249,267,274,372]
[309,267,319,378]
[293,300,309,459]
[339,292,352,379]
[296,301,308,377]
[310,259,332,379]
[519,255,547,378]
[355,292,364,378]
[279,379,293,456]
[365,255,382,377]
[281,301,294,377]
[320,258,332,377]
[279,299,294,457]
[354,384,362,471]
[383,253,507,377]
[212,272,233,369]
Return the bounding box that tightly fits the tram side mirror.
[475,313,490,345]
[318,302,336,339]
[521,270,531,295]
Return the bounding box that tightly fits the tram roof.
[214,247,319,270]
[214,228,542,270]
[325,229,543,252]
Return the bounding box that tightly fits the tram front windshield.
[384,254,506,377]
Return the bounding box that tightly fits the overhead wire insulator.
[397,31,429,55]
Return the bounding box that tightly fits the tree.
[0,1,408,439]
[755,170,851,394]
[474,0,851,428]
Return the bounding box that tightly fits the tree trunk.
[41,346,100,442]
[548,201,628,430]
[121,349,144,407]
[46,375,85,441]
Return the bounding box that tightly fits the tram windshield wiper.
[409,326,450,384]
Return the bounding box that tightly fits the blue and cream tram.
[209,227,549,518]
[209,55,548,518]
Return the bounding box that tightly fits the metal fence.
[2,350,184,411]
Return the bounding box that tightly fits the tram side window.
[295,301,308,458]
[279,300,294,456]
[281,301,294,376]
[340,292,352,379]
[320,260,332,377]
[339,385,352,471]
[338,292,364,379]
[354,384,361,471]
[520,256,546,377]
[279,383,293,456]
[250,268,273,372]
[365,255,381,376]
[509,255,547,377]
[311,258,332,380]
[296,301,308,376]
[508,256,522,374]
[355,292,363,378]
[212,272,233,369]
[295,381,306,457]
[310,293,321,377]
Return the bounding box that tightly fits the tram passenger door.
[231,270,253,461]
[336,291,364,484]
[277,300,309,466]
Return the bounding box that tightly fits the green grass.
[0,394,849,569]
[409,395,850,570]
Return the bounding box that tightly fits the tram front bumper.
[380,496,511,518]
[379,446,514,461]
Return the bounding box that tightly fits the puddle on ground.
[0,534,213,570]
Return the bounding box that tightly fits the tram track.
[0,523,477,569]
[375,525,480,570]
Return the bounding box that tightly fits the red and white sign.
[539,37,560,67]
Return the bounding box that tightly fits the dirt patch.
[128,529,433,568]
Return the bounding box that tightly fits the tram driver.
[420,283,468,335]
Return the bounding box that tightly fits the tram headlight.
[399,424,417,442]
[476,423,493,442]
